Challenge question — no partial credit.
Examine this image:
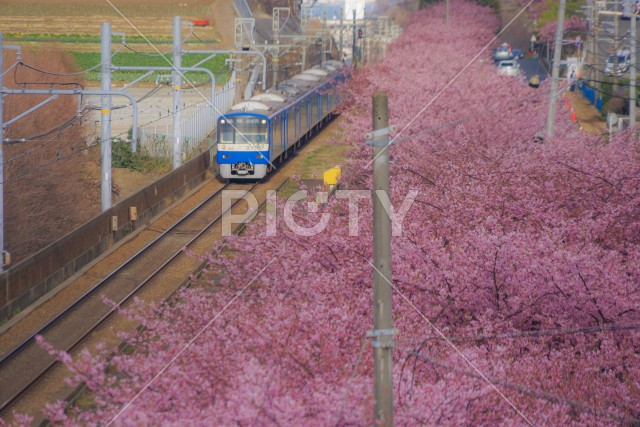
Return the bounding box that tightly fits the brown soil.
[0,1,240,264]
[564,91,607,135]
[3,48,102,263]
[209,0,236,48]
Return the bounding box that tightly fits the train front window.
[219,117,268,144]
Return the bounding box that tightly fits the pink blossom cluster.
[537,15,587,43]
[7,0,639,425]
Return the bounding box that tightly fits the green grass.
[279,140,354,197]
[112,139,171,173]
[71,51,230,83]
[0,3,211,17]
[4,32,218,44]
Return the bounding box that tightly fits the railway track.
[0,180,262,419]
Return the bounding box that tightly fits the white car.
[605,49,631,75]
[497,60,520,77]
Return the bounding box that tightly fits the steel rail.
[0,181,258,413]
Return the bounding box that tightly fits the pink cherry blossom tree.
[9,0,639,426]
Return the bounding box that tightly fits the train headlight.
[222,154,229,159]
[261,119,267,124]
[220,119,226,124]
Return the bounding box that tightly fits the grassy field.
[0,2,219,43]
[0,2,211,17]
[1,1,226,81]
[3,33,219,44]
[71,51,231,82]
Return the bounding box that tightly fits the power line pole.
[595,11,601,89]
[587,0,594,84]
[613,13,619,92]
[546,0,566,139]
[100,22,112,211]
[446,0,449,25]
[339,8,344,62]
[368,91,394,427]
[0,32,4,272]
[172,16,183,170]
[322,11,327,64]
[353,9,357,69]
[630,11,636,130]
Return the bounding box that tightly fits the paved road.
[519,57,548,81]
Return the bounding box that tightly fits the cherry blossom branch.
[410,352,640,425]
[362,257,535,426]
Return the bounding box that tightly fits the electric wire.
[0,96,210,173]
[389,80,571,147]
[123,43,173,57]
[409,352,640,425]
[3,110,90,163]
[0,67,562,182]
[399,322,640,344]
[4,108,88,144]
[13,43,126,76]
[13,64,84,89]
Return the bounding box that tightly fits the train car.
[216,60,347,180]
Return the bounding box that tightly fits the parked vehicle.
[494,43,513,61]
[605,49,632,75]
[496,60,520,77]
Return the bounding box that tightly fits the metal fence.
[139,71,236,158]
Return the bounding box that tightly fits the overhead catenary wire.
[0,96,209,174]
[3,110,90,163]
[123,43,173,57]
[13,43,127,77]
[13,64,84,89]
[4,108,89,144]
[0,49,573,184]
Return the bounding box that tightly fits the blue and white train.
[216,60,347,179]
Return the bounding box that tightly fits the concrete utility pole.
[353,9,357,68]
[630,8,637,130]
[595,11,601,88]
[322,11,327,64]
[613,14,619,92]
[172,16,183,170]
[587,0,595,84]
[446,0,450,26]
[368,91,394,427]
[546,0,566,139]
[339,8,344,62]
[0,32,4,272]
[101,22,113,211]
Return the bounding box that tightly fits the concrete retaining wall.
[0,151,212,321]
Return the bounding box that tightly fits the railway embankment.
[0,151,213,324]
